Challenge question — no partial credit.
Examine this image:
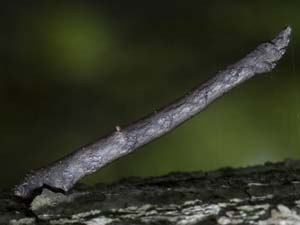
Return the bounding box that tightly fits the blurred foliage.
[0,1,300,188]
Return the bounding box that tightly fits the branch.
[14,27,291,199]
[6,160,300,225]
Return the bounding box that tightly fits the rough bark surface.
[2,160,300,225]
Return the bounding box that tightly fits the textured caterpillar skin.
[14,27,291,199]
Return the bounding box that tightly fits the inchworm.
[14,27,291,199]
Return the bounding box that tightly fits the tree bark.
[3,159,300,225]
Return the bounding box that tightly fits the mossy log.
[2,160,300,224]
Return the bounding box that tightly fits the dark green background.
[1,1,299,188]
